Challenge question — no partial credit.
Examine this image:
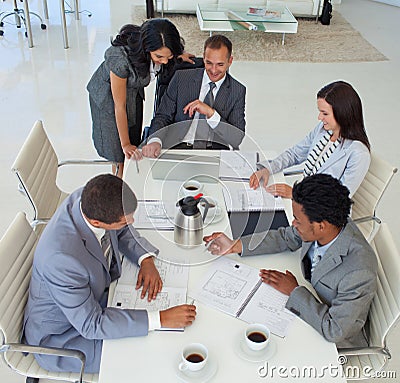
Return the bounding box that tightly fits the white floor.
[0,0,399,382]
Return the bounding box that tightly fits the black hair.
[81,174,137,224]
[112,19,184,77]
[292,174,352,228]
[204,34,232,57]
[317,81,370,151]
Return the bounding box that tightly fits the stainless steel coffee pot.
[174,194,209,247]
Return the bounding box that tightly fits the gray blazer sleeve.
[117,225,159,263]
[286,268,377,344]
[240,226,303,256]
[41,252,149,340]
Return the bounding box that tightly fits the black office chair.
[0,0,46,39]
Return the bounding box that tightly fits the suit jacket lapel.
[317,140,349,173]
[311,226,352,284]
[71,200,112,282]
[213,74,231,114]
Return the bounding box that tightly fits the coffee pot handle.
[199,197,209,223]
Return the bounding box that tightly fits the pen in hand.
[203,237,216,252]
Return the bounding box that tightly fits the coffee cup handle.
[178,361,188,371]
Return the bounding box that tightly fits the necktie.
[101,231,112,268]
[195,82,217,148]
[203,82,216,109]
[311,245,322,275]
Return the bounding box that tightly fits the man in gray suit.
[204,174,377,347]
[23,174,196,373]
[142,34,246,157]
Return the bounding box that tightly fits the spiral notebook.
[222,183,284,212]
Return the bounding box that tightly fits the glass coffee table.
[196,3,298,45]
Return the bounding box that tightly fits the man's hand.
[142,142,161,158]
[160,304,196,328]
[266,183,293,199]
[136,257,163,301]
[183,100,214,119]
[260,269,298,296]
[249,168,270,190]
[203,232,242,255]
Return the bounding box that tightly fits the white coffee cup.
[199,196,222,221]
[182,180,203,197]
[245,323,270,351]
[178,343,208,372]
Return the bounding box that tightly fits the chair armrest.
[338,346,391,359]
[0,343,86,383]
[58,159,114,167]
[283,169,303,176]
[352,216,382,225]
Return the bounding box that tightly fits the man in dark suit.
[23,174,196,373]
[204,174,377,348]
[142,34,246,157]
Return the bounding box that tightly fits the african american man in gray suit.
[204,174,377,348]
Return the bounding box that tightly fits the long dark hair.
[111,19,184,77]
[317,81,370,151]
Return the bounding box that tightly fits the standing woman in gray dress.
[87,19,191,177]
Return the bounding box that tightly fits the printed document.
[222,182,284,212]
[219,151,258,181]
[134,200,176,230]
[112,257,189,316]
[190,257,295,337]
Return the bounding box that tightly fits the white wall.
[372,0,400,6]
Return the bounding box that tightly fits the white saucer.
[234,337,276,363]
[176,356,218,383]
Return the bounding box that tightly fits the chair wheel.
[25,31,28,37]
[0,30,4,36]
[41,23,46,30]
[26,377,39,383]
[0,22,4,27]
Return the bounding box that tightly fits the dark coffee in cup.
[186,353,204,363]
[247,331,267,343]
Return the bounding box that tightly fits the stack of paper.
[219,151,258,181]
[112,258,189,331]
[222,183,284,212]
[134,200,176,230]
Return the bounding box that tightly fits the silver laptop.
[150,153,220,183]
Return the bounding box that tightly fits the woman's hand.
[122,144,142,160]
[249,168,270,189]
[266,183,293,199]
[178,52,195,64]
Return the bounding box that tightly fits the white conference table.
[98,151,345,383]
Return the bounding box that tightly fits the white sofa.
[155,0,325,18]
